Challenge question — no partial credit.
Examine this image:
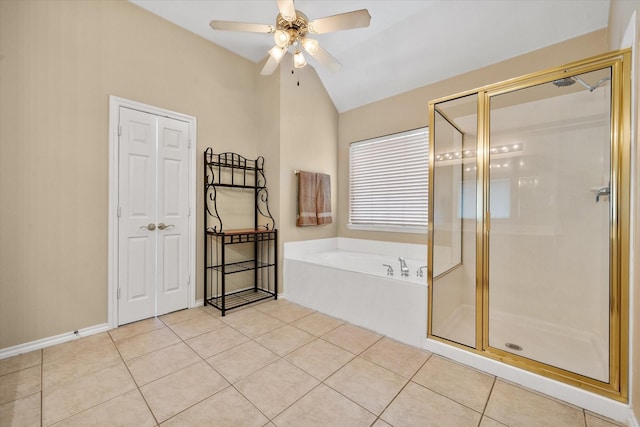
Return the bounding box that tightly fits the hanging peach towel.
[297,171,318,226]
[316,173,332,225]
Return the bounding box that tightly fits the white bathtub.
[284,238,428,347]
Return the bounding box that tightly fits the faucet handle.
[382,264,393,276]
[417,265,427,277]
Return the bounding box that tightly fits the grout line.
[108,330,160,427]
[371,351,433,422]
[481,376,497,416]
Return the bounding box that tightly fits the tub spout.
[382,264,394,276]
[417,265,427,277]
[398,257,409,277]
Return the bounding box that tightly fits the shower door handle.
[595,186,609,203]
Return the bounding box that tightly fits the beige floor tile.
[372,419,393,427]
[160,307,209,326]
[114,327,181,361]
[585,412,625,427]
[322,324,382,354]
[255,325,315,356]
[206,340,279,383]
[235,358,319,419]
[291,312,344,336]
[412,355,494,412]
[43,342,122,390]
[161,386,268,427]
[168,314,225,340]
[221,308,286,339]
[361,337,430,379]
[325,357,407,415]
[126,342,201,386]
[381,381,481,427]
[50,389,155,427]
[484,380,585,427]
[0,392,40,427]
[140,361,228,423]
[480,416,508,427]
[199,304,224,317]
[266,303,315,323]
[285,339,354,380]
[0,365,41,406]
[186,326,249,358]
[42,363,136,426]
[252,299,292,314]
[0,351,41,377]
[274,383,376,427]
[43,333,113,364]
[109,317,165,342]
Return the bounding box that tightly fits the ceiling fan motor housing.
[276,11,309,45]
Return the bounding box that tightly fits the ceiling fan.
[209,0,371,75]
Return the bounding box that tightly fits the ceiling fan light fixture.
[293,50,307,68]
[274,29,290,47]
[268,45,286,62]
[301,37,319,56]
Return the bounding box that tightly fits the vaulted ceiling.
[129,0,610,112]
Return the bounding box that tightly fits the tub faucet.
[398,257,409,277]
[417,266,427,277]
[382,264,394,276]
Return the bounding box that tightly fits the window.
[349,127,429,233]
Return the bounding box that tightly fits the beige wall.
[608,0,640,419]
[0,0,338,350]
[257,58,339,289]
[337,29,608,245]
[0,0,259,348]
[278,63,338,245]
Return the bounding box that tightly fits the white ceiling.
[129,0,610,113]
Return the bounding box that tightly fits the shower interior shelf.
[204,149,277,316]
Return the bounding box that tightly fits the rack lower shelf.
[208,260,274,274]
[205,288,276,312]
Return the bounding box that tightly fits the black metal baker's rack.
[204,148,277,315]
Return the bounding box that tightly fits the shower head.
[552,75,611,91]
[552,77,576,87]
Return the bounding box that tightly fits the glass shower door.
[430,93,478,348]
[486,68,612,381]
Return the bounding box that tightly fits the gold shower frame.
[427,49,631,401]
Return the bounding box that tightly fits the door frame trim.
[108,96,197,328]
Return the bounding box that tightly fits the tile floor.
[0,300,626,427]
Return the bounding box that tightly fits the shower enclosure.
[428,50,631,400]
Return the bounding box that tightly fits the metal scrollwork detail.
[205,183,223,232]
[257,188,275,230]
[204,149,276,233]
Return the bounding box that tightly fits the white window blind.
[349,127,429,233]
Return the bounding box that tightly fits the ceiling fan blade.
[260,56,280,76]
[308,9,371,34]
[310,46,342,73]
[210,20,274,33]
[276,0,296,22]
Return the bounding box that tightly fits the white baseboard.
[0,323,110,360]
[0,297,265,360]
[629,412,639,427]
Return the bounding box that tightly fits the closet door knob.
[158,223,174,230]
[140,223,156,231]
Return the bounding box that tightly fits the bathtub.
[283,238,428,347]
